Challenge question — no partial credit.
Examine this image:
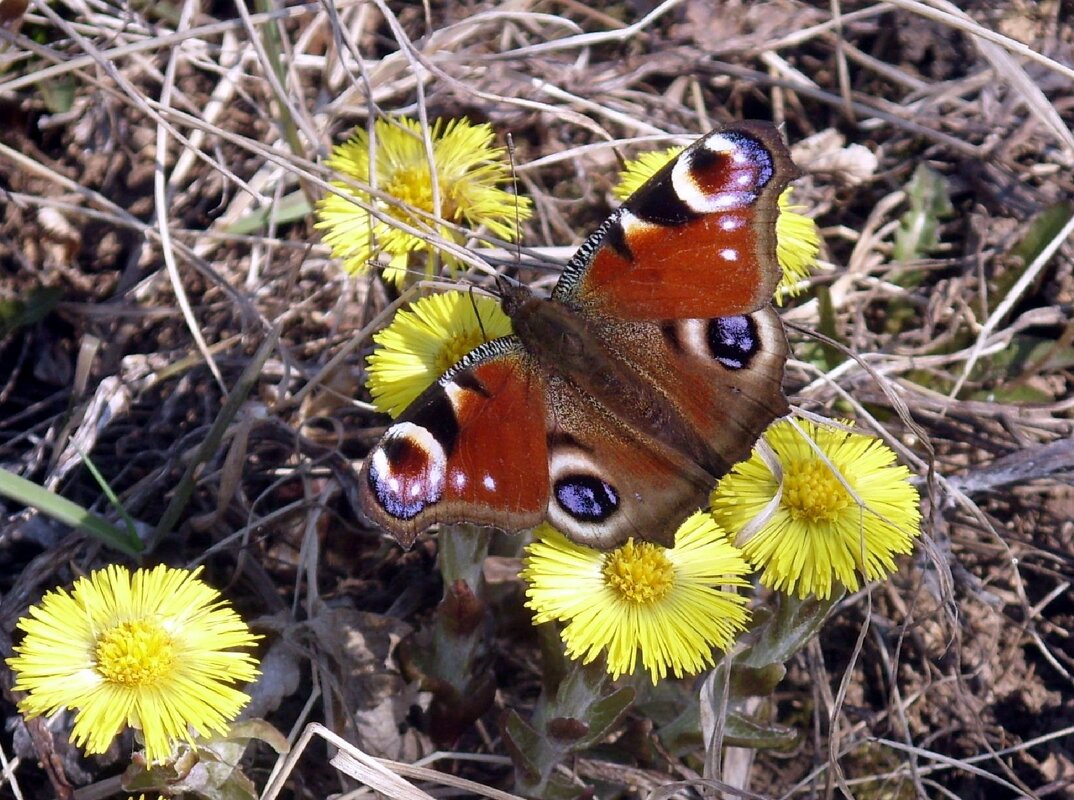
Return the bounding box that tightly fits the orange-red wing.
[358,337,549,547]
[555,122,797,321]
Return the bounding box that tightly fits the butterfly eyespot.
[706,315,759,370]
[367,423,446,521]
[672,131,775,215]
[553,475,620,523]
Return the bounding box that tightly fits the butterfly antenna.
[507,133,523,272]
[468,284,490,342]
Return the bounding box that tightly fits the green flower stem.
[438,522,490,588]
[660,590,844,761]
[414,523,494,744]
[505,655,635,798]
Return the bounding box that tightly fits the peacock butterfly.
[359,121,797,550]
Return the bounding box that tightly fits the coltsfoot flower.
[7,565,260,763]
[316,117,531,286]
[522,512,751,682]
[366,292,513,417]
[710,419,922,599]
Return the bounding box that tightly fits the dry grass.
[1,0,1073,798]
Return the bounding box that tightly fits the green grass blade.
[0,468,143,556]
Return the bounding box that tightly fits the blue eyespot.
[707,315,758,370]
[554,475,619,522]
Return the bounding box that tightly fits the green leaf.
[78,449,138,545]
[0,285,63,338]
[655,704,702,757]
[507,660,635,798]
[988,201,1074,316]
[963,334,1074,400]
[207,719,290,755]
[36,75,75,114]
[815,285,845,369]
[893,164,953,263]
[570,686,635,750]
[1010,202,1074,267]
[502,709,542,783]
[722,710,799,750]
[174,757,258,800]
[729,663,787,697]
[226,191,312,235]
[0,468,142,555]
[967,383,1056,403]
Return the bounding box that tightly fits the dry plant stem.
[147,328,279,550]
[478,0,683,60]
[0,141,259,320]
[2,0,1071,795]
[382,757,525,800]
[364,1,445,236]
[238,0,317,178]
[0,3,318,94]
[278,281,421,413]
[825,590,872,799]
[0,726,23,800]
[261,723,433,800]
[709,61,981,157]
[156,0,224,390]
[23,2,262,197]
[884,0,1074,86]
[944,437,1074,497]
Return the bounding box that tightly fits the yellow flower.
[773,190,819,304]
[7,565,260,764]
[612,141,818,303]
[315,117,531,286]
[521,512,751,682]
[710,419,922,600]
[366,292,513,417]
[611,146,685,202]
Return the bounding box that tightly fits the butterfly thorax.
[503,287,712,474]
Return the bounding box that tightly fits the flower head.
[366,292,513,417]
[773,190,819,304]
[521,512,751,682]
[710,419,922,599]
[611,146,686,201]
[315,117,531,286]
[612,141,818,302]
[7,565,260,763]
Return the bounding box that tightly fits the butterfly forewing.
[554,122,797,320]
[358,338,550,547]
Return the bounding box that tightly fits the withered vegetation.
[1,1,1072,798]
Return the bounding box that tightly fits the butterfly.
[359,121,797,550]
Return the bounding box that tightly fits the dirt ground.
[1,1,1073,798]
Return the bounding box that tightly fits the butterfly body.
[360,122,797,549]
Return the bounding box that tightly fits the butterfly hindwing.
[602,305,789,475]
[543,373,716,548]
[359,337,549,547]
[535,305,787,549]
